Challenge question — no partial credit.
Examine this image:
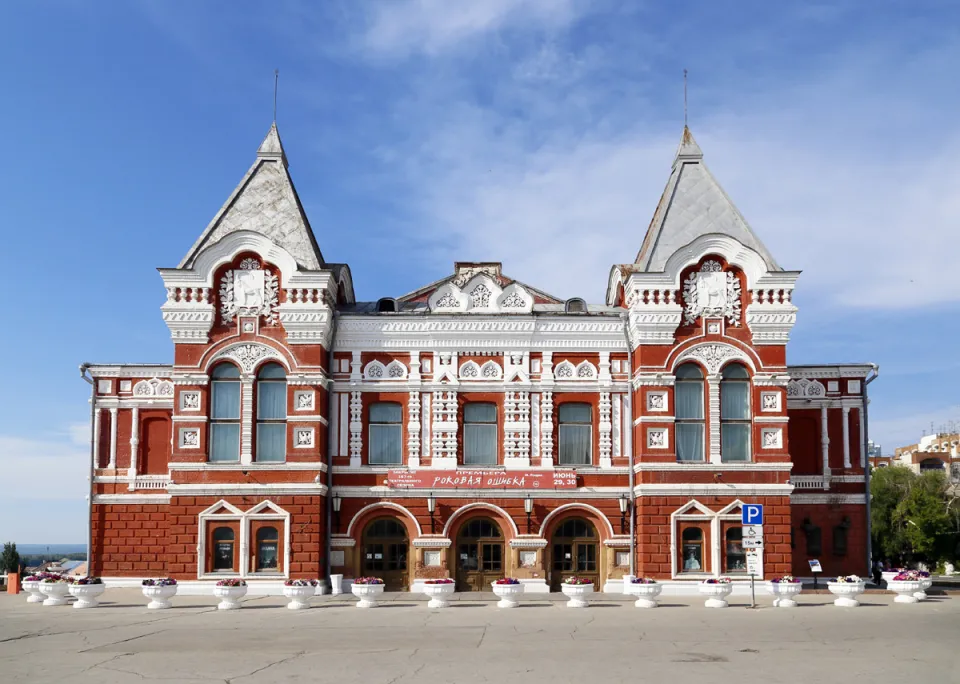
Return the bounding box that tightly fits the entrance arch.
[549,518,599,590]
[361,518,409,591]
[455,518,505,592]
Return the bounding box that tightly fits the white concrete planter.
[282,585,315,610]
[422,582,455,608]
[142,584,177,609]
[698,582,733,608]
[40,582,71,606]
[492,582,523,608]
[881,571,902,587]
[22,580,44,604]
[68,583,106,609]
[625,582,662,608]
[827,581,865,607]
[352,583,385,608]
[887,579,922,604]
[213,585,247,610]
[560,583,594,608]
[765,581,802,608]
[915,578,933,601]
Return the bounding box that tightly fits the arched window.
[675,363,705,462]
[725,527,746,572]
[463,403,497,465]
[369,402,402,465]
[376,297,398,313]
[256,363,286,463]
[210,363,241,462]
[565,298,587,313]
[255,526,280,571]
[720,363,751,462]
[558,403,592,465]
[681,527,703,572]
[211,526,235,571]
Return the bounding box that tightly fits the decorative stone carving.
[647,391,667,412]
[761,428,782,450]
[787,378,826,398]
[435,292,461,309]
[432,390,458,460]
[213,343,284,374]
[364,360,407,380]
[682,261,742,326]
[460,361,480,378]
[647,428,667,449]
[219,265,279,326]
[553,360,598,380]
[760,391,780,412]
[502,292,525,308]
[180,391,201,411]
[179,428,200,449]
[576,362,596,379]
[349,391,362,464]
[679,344,741,374]
[555,362,574,379]
[408,391,421,463]
[470,283,491,308]
[294,390,314,411]
[133,378,175,398]
[295,428,314,448]
[599,392,612,464]
[481,360,501,379]
[540,391,554,465]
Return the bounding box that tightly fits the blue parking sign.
[742,504,763,526]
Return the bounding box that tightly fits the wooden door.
[550,518,599,590]
[361,518,408,591]
[455,518,504,591]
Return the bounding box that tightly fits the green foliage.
[870,466,960,564]
[0,542,21,573]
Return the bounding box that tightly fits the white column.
[407,390,421,468]
[708,375,721,464]
[821,404,831,480]
[421,393,431,461]
[623,392,633,463]
[531,393,541,462]
[329,392,340,457]
[842,405,851,469]
[128,406,139,489]
[858,406,866,468]
[349,391,362,468]
[108,407,118,469]
[540,391,554,468]
[92,408,101,469]
[612,394,622,461]
[241,378,254,464]
[599,391,612,469]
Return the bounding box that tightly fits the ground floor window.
[681,527,704,572]
[211,526,237,572]
[725,527,746,573]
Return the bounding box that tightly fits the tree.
[0,542,21,574]
[870,466,914,562]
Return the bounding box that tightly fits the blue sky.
[2,0,958,543]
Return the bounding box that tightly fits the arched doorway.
[550,518,599,590]
[455,518,504,591]
[361,518,409,591]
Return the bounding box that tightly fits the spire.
[177,123,324,271]
[633,127,780,272]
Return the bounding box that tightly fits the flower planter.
[22,579,44,604]
[213,584,247,610]
[40,582,71,607]
[887,579,922,604]
[915,578,933,601]
[68,583,106,609]
[827,581,865,607]
[698,582,733,608]
[142,585,178,610]
[626,582,662,608]
[422,582,455,608]
[352,583,385,608]
[765,582,802,608]
[492,582,523,608]
[560,582,593,608]
[881,571,902,587]
[283,585,316,610]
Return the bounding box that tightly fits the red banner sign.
[386,469,578,490]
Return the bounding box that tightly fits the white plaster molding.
[208,342,288,375]
[790,494,866,504]
[760,391,780,412]
[133,378,175,398]
[760,428,783,450]
[637,483,794,496]
[108,408,118,469]
[842,405,851,468]
[647,427,668,449]
[344,502,423,537]
[673,343,756,374]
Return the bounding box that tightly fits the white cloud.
[360,0,588,55]
[869,404,960,453]
[0,434,89,502]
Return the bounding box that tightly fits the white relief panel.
[98,380,112,394]
[294,390,315,411]
[761,428,782,450]
[180,391,201,412]
[760,391,780,412]
[848,380,861,394]
[179,428,200,449]
[647,428,668,449]
[646,391,668,412]
[120,380,132,393]
[295,428,314,449]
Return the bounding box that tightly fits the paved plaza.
[2,590,956,683]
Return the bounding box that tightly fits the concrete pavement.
[2,589,956,683]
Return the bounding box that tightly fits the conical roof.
[178,123,324,271]
[634,127,780,272]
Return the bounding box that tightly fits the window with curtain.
[675,363,705,462]
[725,527,746,572]
[209,363,241,462]
[720,363,751,462]
[256,363,286,462]
[369,402,402,465]
[558,403,592,466]
[463,403,497,465]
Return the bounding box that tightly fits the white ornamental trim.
[760,428,783,450]
[674,343,754,374]
[760,391,781,412]
[180,391,201,412]
[294,428,315,449]
[293,390,315,411]
[647,428,668,449]
[364,360,408,380]
[179,428,200,449]
[682,261,742,326]
[210,343,285,374]
[787,378,827,398]
[133,378,174,398]
[219,264,279,326]
[646,390,668,412]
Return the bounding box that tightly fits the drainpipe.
[79,363,96,573]
[324,310,339,589]
[862,364,879,576]
[622,313,636,577]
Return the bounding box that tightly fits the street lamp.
[619,495,630,535]
[427,493,436,534]
[332,493,342,533]
[524,496,534,533]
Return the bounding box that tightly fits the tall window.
[558,403,592,465]
[720,363,751,462]
[211,526,235,571]
[675,363,705,462]
[256,363,286,462]
[681,527,703,572]
[210,363,241,462]
[725,527,746,572]
[369,402,402,465]
[255,526,279,571]
[463,403,497,465]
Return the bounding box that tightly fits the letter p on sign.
[742,504,763,526]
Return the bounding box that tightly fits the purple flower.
[494,578,520,585]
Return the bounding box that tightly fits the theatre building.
[83,123,877,592]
